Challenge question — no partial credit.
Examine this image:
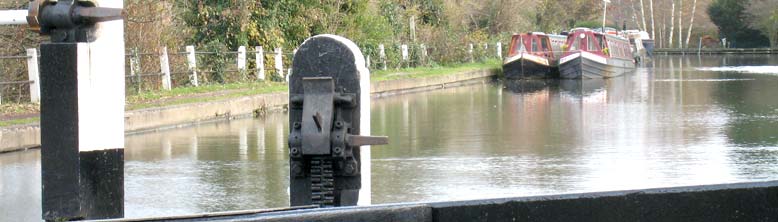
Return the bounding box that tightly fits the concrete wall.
[0,68,499,153]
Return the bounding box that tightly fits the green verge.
[126,81,289,110]
[0,117,39,127]
[371,59,501,82]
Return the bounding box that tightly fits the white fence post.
[237,46,247,74]
[401,44,409,62]
[159,46,172,90]
[420,44,427,65]
[366,55,371,69]
[379,44,387,70]
[468,43,474,63]
[274,47,283,81]
[186,45,199,86]
[129,48,139,77]
[496,41,502,59]
[26,48,40,103]
[256,46,265,80]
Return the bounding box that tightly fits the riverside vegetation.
[0,0,776,122]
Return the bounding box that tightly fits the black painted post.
[40,43,125,221]
[288,35,387,207]
[34,0,127,220]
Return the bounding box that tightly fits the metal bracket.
[301,77,335,155]
[26,0,123,42]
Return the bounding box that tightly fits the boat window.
[517,37,526,52]
[569,36,580,51]
[541,38,549,51]
[531,38,538,52]
[587,35,597,51]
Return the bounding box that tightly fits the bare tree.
[650,0,656,39]
[678,0,683,48]
[684,0,698,47]
[669,0,675,48]
[640,0,648,31]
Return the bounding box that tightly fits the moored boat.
[559,28,636,79]
[503,32,566,79]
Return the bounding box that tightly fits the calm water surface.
[2,55,778,220]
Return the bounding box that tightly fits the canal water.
[2,55,778,220]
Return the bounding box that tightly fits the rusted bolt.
[333,147,342,154]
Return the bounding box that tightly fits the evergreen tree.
[708,0,770,48]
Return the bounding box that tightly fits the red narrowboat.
[558,28,636,79]
[503,32,566,79]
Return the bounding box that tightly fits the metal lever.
[345,135,389,147]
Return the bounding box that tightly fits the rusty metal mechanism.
[26,0,123,42]
[289,77,388,207]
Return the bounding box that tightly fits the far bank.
[0,62,500,153]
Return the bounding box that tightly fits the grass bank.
[0,60,501,127]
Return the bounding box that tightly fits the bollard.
[288,35,388,207]
[160,47,172,90]
[274,47,283,81]
[35,0,126,220]
[186,45,198,86]
[256,46,265,80]
[26,48,40,103]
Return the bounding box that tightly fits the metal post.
[237,46,247,74]
[256,46,265,80]
[186,45,198,86]
[38,0,126,220]
[379,44,386,70]
[27,48,40,103]
[274,47,283,81]
[160,46,172,90]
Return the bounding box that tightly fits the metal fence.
[0,41,505,105]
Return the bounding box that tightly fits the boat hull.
[559,52,635,79]
[502,54,558,79]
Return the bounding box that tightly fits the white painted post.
[366,55,371,69]
[0,10,27,25]
[186,45,199,86]
[420,44,427,65]
[26,48,40,103]
[401,44,409,62]
[274,47,283,81]
[159,46,171,90]
[496,41,502,59]
[129,48,138,77]
[286,68,292,82]
[256,46,265,80]
[468,43,474,63]
[237,46,247,73]
[483,43,488,50]
[379,44,387,70]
